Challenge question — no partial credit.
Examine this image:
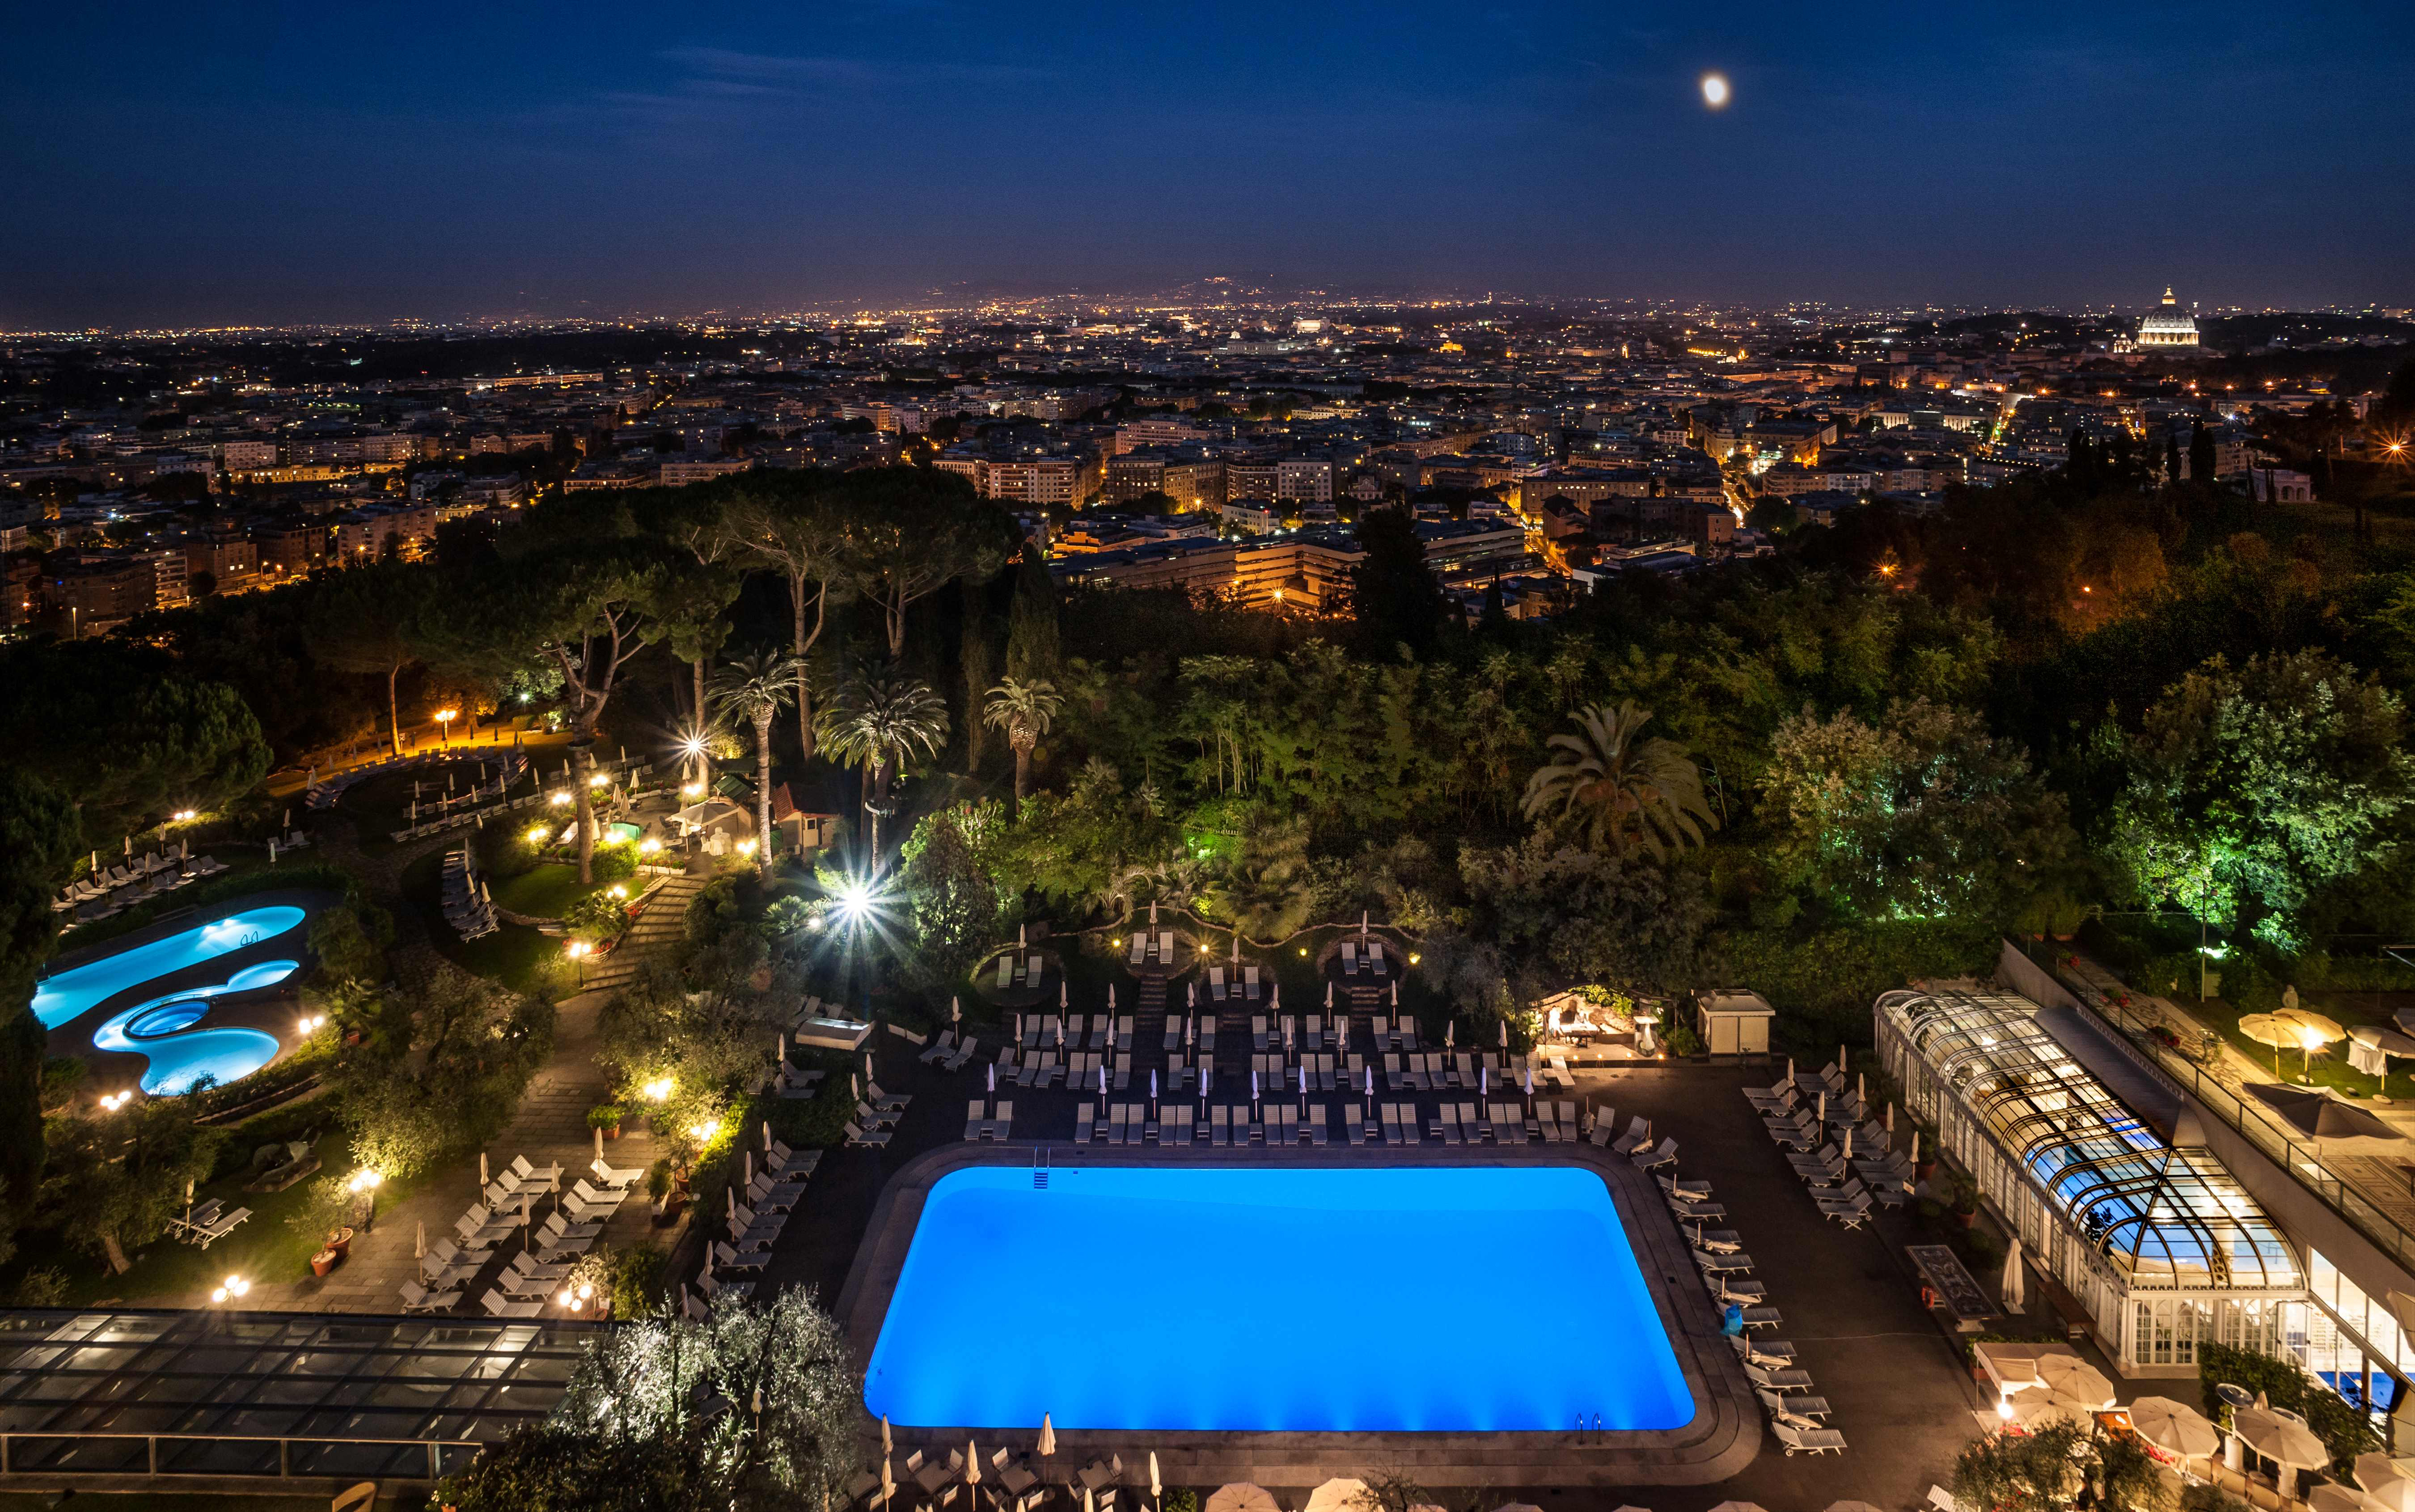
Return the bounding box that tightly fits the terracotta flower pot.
[604,1125,620,1139]
[310,1249,340,1277]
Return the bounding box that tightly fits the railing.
[0,1429,481,1481]
[2017,938,2415,1274]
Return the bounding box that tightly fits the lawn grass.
[6,1126,435,1309]
[400,851,575,1000]
[2196,994,2415,1099]
[490,863,601,920]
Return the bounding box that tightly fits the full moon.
[1701,73,1731,108]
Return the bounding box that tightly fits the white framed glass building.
[1876,985,2303,1377]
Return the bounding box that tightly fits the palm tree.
[982,677,1062,814]
[815,665,949,865]
[711,651,804,866]
[1520,702,1718,860]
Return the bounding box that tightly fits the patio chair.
[592,1155,645,1188]
[1709,1275,1767,1307]
[1774,1420,1847,1456]
[1611,1116,1651,1155]
[1816,1185,1874,1230]
[511,1154,564,1185]
[1728,1332,1795,1366]
[865,1081,911,1111]
[1743,1075,1798,1112]
[1433,1104,1460,1144]
[844,1120,892,1148]
[1693,1247,1754,1275]
[1588,1116,1616,1147]
[944,1036,978,1072]
[920,1030,957,1065]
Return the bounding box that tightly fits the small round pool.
[127,1003,210,1038]
[605,822,643,846]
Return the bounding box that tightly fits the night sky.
[5,2,2411,327]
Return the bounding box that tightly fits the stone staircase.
[582,872,707,993]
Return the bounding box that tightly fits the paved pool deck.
[765,1044,1996,1510]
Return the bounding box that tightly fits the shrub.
[587,1103,624,1130]
[2198,1341,2379,1472]
[309,901,396,986]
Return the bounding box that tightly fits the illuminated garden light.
[211,1273,251,1304]
[643,1077,673,1102]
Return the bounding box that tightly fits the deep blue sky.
[5,3,2412,328]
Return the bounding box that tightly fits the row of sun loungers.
[1749,1065,1911,1230]
[440,844,499,940]
[55,851,229,919]
[845,1084,913,1147]
[398,1152,637,1314]
[684,1140,821,1314]
[1630,1126,1849,1459]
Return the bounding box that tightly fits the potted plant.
[588,1103,624,1139]
[1945,1170,1981,1229]
[647,1158,681,1224]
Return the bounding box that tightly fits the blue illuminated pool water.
[88,957,300,1095]
[31,907,307,1030]
[863,1166,1694,1432]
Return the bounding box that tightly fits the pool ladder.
[1032,1149,1050,1190]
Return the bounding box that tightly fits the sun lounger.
[398,1280,462,1313]
[1612,1116,1651,1155]
[1633,1137,1678,1170]
[943,1035,977,1072]
[865,1081,910,1111]
[1710,1275,1768,1306]
[996,956,1014,988]
[1695,1228,1745,1254]
[480,1290,545,1319]
[1367,941,1387,975]
[1211,1105,1229,1146]
[1694,1248,1754,1274]
[1129,933,1146,965]
[1743,1075,1797,1111]
[1340,941,1359,974]
[1774,1420,1847,1456]
[921,1030,957,1065]
[964,1099,986,1141]
[1344,1104,1366,1144]
[845,1120,892,1148]
[1554,1099,1579,1139]
[194,1205,252,1247]
[1433,1104,1459,1144]
[1074,1106,1094,1144]
[1209,967,1227,1001]
[990,1100,1011,1139]
[1309,1105,1329,1145]
[1756,1384,1830,1425]
[1744,1360,1816,1393]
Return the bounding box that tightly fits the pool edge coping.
[834,1140,1762,1487]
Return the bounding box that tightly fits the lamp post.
[348,1167,384,1231]
[435,708,458,746]
[566,939,591,989]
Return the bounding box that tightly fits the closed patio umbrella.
[1151,1454,1162,1508]
[1036,1413,1052,1459]
[881,1459,896,1509]
[2000,1237,2024,1311]
[951,997,961,1026]
[1325,982,1333,1009]
[414,1221,425,1258]
[2128,1396,2220,1460]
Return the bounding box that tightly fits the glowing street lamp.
[348,1167,384,1229]
[211,1273,251,1305]
[565,938,591,987]
[435,708,458,745]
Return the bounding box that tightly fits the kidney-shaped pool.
[862,1164,1695,1433]
[33,906,311,1096]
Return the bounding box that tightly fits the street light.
[348,1167,384,1230]
[435,708,458,745]
[211,1273,251,1305]
[565,939,591,987]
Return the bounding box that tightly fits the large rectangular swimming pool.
[862,1165,1694,1433]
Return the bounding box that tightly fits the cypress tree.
[1004,541,1061,685]
[2166,432,2183,487]
[961,579,997,771]
[2190,422,2216,486]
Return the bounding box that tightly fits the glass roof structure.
[1890,987,2303,1292]
[0,1308,606,1481]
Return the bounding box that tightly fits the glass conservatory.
[1877,985,2305,1376]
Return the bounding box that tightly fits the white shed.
[1694,988,1776,1056]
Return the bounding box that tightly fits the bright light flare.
[643,1077,673,1102]
[1700,72,1731,109]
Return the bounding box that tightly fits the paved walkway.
[230,804,683,1314]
